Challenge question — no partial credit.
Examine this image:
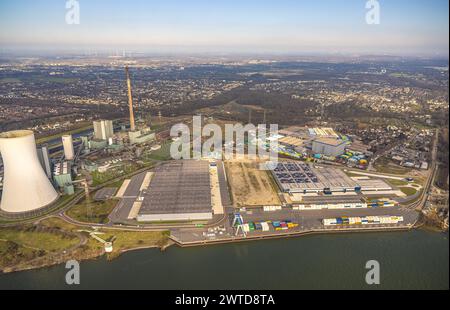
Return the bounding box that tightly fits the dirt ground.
[225,160,281,208]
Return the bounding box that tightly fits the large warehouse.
[312,137,347,156]
[272,162,393,195]
[136,160,215,222]
[272,162,359,194]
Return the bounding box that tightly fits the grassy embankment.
[0,223,80,272]
[399,187,418,196]
[41,218,171,259]
[0,217,170,273]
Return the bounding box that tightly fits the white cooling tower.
[0,130,58,213]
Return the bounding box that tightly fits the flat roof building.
[272,161,394,195]
[272,162,359,194]
[312,137,347,157]
[137,160,213,222]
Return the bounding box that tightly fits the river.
[0,229,448,290]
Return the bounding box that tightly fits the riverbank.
[172,224,415,248]
[0,220,415,274]
[0,218,170,274]
[416,212,449,233]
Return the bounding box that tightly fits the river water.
[0,230,448,290]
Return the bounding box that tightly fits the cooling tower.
[0,130,58,213]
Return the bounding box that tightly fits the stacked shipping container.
[323,216,404,226]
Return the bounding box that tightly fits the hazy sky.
[0,0,448,56]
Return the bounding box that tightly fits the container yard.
[366,199,399,208]
[171,206,418,246]
[241,220,300,234]
[323,216,404,226]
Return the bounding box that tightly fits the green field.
[41,218,170,258]
[1,217,170,271]
[386,179,409,187]
[101,230,170,258]
[146,143,172,161]
[0,225,80,270]
[400,187,418,196]
[66,198,118,224]
[0,226,78,252]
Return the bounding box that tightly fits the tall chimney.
[125,66,136,132]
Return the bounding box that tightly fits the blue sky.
[0,0,448,55]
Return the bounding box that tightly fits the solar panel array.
[272,162,358,193]
[273,162,319,185]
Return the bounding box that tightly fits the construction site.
[224,159,281,208]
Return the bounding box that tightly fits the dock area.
[170,206,419,246]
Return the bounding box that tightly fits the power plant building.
[89,139,108,150]
[93,120,114,141]
[0,130,58,213]
[62,135,75,160]
[129,129,155,145]
[53,161,73,188]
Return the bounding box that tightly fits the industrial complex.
[0,67,157,216]
[0,66,430,252]
[273,125,375,170]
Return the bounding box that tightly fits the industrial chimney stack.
[125,66,136,132]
